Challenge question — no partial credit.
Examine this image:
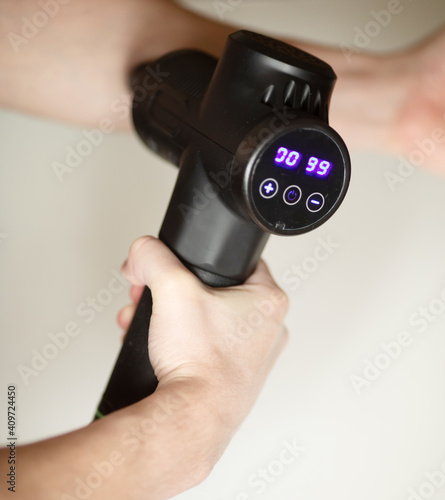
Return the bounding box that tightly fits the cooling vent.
[261,85,275,106]
[260,81,323,117]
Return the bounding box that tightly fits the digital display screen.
[274,147,333,178]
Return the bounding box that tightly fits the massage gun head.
[131,30,350,236]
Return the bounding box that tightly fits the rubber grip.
[95,286,156,418]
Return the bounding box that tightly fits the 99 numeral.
[306,157,332,177]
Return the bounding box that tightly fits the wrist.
[135,378,235,483]
[154,366,255,435]
[153,376,237,438]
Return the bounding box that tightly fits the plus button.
[260,178,279,199]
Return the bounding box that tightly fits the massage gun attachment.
[95,30,351,418]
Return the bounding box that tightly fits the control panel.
[247,121,350,235]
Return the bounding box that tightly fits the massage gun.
[95,30,351,418]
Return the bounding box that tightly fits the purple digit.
[285,151,300,167]
[316,160,332,177]
[306,156,319,172]
[274,147,288,164]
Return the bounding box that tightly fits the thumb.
[121,236,194,291]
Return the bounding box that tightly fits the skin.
[0,237,288,499]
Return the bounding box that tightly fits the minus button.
[306,193,325,213]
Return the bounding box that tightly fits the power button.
[283,185,302,206]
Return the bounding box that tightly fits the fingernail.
[118,305,134,327]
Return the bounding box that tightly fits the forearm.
[1,380,230,500]
[0,0,232,129]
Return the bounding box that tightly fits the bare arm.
[2,382,227,500]
[0,0,233,130]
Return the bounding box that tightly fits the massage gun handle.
[95,286,155,418]
[95,261,242,419]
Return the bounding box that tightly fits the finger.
[130,284,145,304]
[117,304,136,330]
[122,236,194,290]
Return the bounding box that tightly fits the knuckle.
[128,236,155,262]
[161,266,200,294]
[262,285,290,320]
[274,289,290,316]
[164,266,191,284]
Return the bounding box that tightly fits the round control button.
[283,185,302,206]
[259,178,279,199]
[307,193,325,212]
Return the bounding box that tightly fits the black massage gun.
[95,30,351,418]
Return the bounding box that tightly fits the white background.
[1,0,445,499]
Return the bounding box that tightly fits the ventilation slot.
[300,83,311,111]
[284,81,296,107]
[313,91,322,116]
[261,85,275,106]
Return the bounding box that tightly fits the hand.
[6,241,287,500]
[118,236,289,426]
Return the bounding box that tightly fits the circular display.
[246,121,350,234]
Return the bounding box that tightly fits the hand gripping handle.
[95,261,244,419]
